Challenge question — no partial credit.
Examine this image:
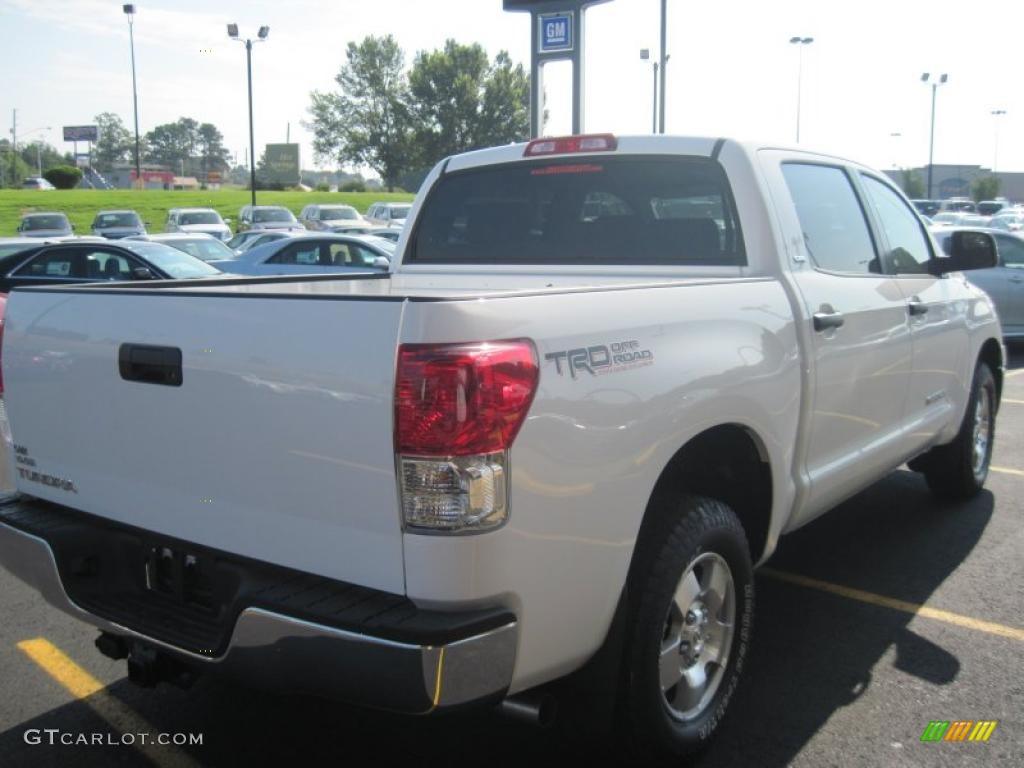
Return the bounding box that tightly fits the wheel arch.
[977,337,1003,408]
[633,424,774,570]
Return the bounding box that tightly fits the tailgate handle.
[119,344,183,387]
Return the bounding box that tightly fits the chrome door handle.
[907,298,929,316]
[813,311,845,332]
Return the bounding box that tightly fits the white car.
[164,208,232,241]
[365,202,411,228]
[0,134,1003,760]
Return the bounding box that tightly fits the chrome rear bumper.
[0,503,516,714]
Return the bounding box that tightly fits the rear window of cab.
[409,156,745,266]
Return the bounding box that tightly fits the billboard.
[63,125,99,142]
[262,143,300,185]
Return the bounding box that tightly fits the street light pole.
[229,24,269,208]
[889,132,902,169]
[658,0,668,134]
[921,73,947,199]
[789,37,814,143]
[123,5,142,188]
[640,50,658,134]
[991,109,1007,174]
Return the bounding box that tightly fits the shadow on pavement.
[0,471,994,767]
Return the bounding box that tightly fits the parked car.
[931,225,1024,338]
[21,177,55,191]
[991,212,1024,232]
[0,239,221,292]
[165,208,233,241]
[365,202,411,228]
[939,198,976,213]
[225,230,296,255]
[930,212,967,227]
[208,233,391,276]
[16,212,73,238]
[958,215,992,228]
[0,134,1003,761]
[977,200,1007,216]
[91,210,147,239]
[126,233,235,263]
[364,227,402,243]
[910,199,941,217]
[298,204,372,233]
[0,237,63,263]
[237,205,303,232]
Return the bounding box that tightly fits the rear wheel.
[920,362,996,500]
[621,495,754,758]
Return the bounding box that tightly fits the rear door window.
[781,163,879,275]
[410,156,745,266]
[15,248,84,278]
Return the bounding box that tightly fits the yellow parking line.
[17,638,200,768]
[760,569,1024,642]
[991,466,1024,477]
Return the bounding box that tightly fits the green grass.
[0,189,415,236]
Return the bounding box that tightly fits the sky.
[2,0,1023,179]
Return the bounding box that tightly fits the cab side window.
[860,175,933,275]
[269,242,321,265]
[996,234,1024,267]
[781,163,879,274]
[15,248,84,278]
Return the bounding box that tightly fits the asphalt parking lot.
[1,352,1022,767]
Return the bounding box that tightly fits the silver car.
[17,212,73,238]
[126,233,235,263]
[298,204,372,233]
[932,226,1024,338]
[237,205,303,232]
[91,210,147,239]
[207,233,391,276]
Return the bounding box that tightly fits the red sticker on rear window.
[530,164,604,176]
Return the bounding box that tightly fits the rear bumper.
[0,496,517,713]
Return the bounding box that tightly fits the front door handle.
[813,309,845,332]
[908,297,930,316]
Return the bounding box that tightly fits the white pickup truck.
[0,135,1004,758]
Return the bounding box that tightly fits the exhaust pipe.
[498,692,558,728]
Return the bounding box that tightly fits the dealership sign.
[262,143,300,185]
[63,125,99,142]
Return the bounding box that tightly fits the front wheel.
[920,362,997,500]
[621,495,754,759]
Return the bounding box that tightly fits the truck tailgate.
[2,288,406,593]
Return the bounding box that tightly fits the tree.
[43,165,83,189]
[900,169,925,199]
[408,40,491,162]
[0,140,34,187]
[144,117,226,176]
[197,123,231,175]
[306,35,415,191]
[408,43,529,164]
[18,141,72,174]
[970,175,1000,203]
[93,112,135,171]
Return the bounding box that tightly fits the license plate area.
[145,544,218,613]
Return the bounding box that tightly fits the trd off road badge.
[545,339,654,379]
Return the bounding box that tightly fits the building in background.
[885,165,1024,202]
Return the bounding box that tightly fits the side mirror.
[372,256,390,269]
[70,224,76,231]
[144,221,152,227]
[224,218,232,225]
[930,230,998,275]
[130,267,155,280]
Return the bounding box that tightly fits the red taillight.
[524,133,618,157]
[395,340,539,457]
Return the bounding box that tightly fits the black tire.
[620,495,754,760]
[920,362,997,500]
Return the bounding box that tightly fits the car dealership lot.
[0,352,1022,767]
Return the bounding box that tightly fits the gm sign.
[539,12,573,52]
